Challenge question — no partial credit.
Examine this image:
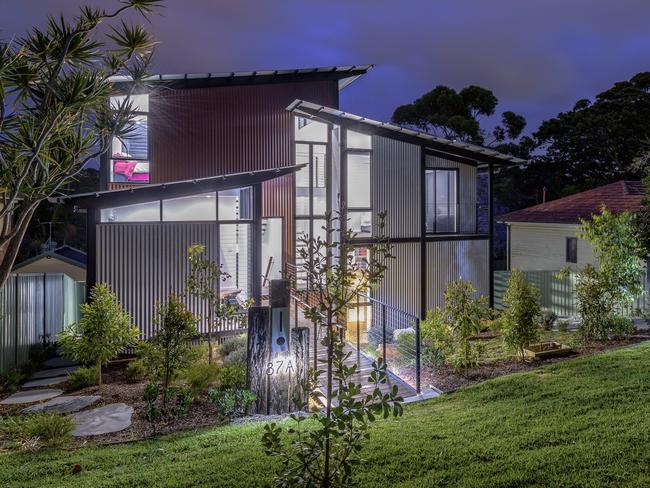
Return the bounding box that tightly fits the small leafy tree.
[0,0,162,290]
[59,283,138,387]
[562,206,644,341]
[500,269,541,361]
[262,211,401,488]
[422,280,490,375]
[142,295,198,409]
[186,243,236,364]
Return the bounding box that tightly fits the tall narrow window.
[566,237,578,263]
[110,94,150,184]
[426,169,457,233]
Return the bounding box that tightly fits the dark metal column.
[488,162,495,308]
[252,183,263,305]
[419,146,427,319]
[85,207,99,301]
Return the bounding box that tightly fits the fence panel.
[0,273,84,374]
[494,270,647,318]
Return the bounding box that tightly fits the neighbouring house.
[13,245,87,283]
[499,180,645,271]
[55,65,525,339]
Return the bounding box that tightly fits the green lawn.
[2,342,650,487]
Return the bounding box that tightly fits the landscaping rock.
[30,366,78,380]
[22,376,69,388]
[72,403,133,437]
[0,389,63,405]
[22,395,100,414]
[43,357,79,369]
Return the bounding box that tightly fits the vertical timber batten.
[252,183,263,305]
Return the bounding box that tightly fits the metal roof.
[287,100,528,167]
[54,165,304,209]
[110,65,372,91]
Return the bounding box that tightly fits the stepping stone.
[0,389,63,405]
[22,395,100,414]
[72,403,133,437]
[30,366,78,380]
[43,357,79,369]
[22,376,69,388]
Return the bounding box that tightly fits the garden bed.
[395,331,650,393]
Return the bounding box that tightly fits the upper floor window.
[426,169,457,233]
[110,94,150,184]
[295,117,328,143]
[566,237,578,263]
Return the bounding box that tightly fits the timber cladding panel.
[371,136,421,239]
[97,222,219,338]
[426,239,489,311]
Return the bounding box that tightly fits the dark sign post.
[247,280,310,414]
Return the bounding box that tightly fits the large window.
[346,130,372,238]
[110,94,150,184]
[425,169,458,233]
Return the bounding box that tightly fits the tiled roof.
[499,181,645,224]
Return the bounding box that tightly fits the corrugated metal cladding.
[97,222,220,339]
[149,80,338,183]
[0,274,83,373]
[426,239,489,311]
[262,174,294,262]
[425,153,477,233]
[371,136,421,238]
[372,243,421,318]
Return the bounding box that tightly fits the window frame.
[425,167,460,234]
[344,132,373,238]
[566,236,578,264]
[109,96,151,184]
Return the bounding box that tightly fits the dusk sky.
[2,0,649,135]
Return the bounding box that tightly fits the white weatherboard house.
[499,181,644,271]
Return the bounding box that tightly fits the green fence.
[493,270,647,318]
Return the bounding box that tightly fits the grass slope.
[2,343,650,487]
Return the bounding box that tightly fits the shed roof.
[54,165,304,209]
[287,100,527,168]
[14,245,87,271]
[110,65,372,91]
[499,180,645,225]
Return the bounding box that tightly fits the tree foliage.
[499,269,540,361]
[141,295,198,409]
[186,243,237,364]
[59,283,138,386]
[392,84,527,147]
[421,280,491,375]
[0,0,162,290]
[262,211,401,488]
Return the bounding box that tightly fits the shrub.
[68,365,99,390]
[208,387,256,418]
[143,295,198,409]
[557,319,570,332]
[0,369,25,394]
[143,382,161,434]
[218,334,248,367]
[2,413,73,450]
[167,386,193,418]
[125,359,147,382]
[59,283,139,386]
[609,316,636,339]
[182,362,220,398]
[540,310,558,331]
[215,364,247,390]
[500,269,541,361]
[421,280,491,374]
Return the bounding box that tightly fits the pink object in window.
[128,172,149,182]
[113,160,137,178]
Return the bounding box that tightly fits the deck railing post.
[381,303,387,362]
[313,319,318,371]
[415,317,421,394]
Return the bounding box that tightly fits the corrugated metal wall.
[425,153,477,233]
[262,174,293,262]
[371,136,421,238]
[0,273,83,373]
[97,222,226,338]
[426,239,490,310]
[373,243,421,318]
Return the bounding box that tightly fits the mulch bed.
[401,335,650,393]
[0,359,231,448]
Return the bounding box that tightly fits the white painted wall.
[508,222,596,271]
